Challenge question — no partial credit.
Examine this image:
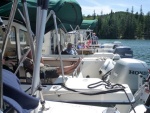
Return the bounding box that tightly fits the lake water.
[99,39,150,68]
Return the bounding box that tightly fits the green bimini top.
[0,0,83,34]
[58,19,98,33]
[80,19,98,30]
[58,23,79,32]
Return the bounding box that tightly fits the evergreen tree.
[93,10,96,19]
[83,7,149,40]
[136,5,144,39]
[144,12,150,39]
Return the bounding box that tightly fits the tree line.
[83,7,150,39]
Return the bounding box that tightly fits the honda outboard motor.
[114,46,133,58]
[109,58,149,93]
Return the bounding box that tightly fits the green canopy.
[80,19,98,30]
[58,19,98,33]
[0,0,83,33]
[58,23,78,32]
[58,19,98,32]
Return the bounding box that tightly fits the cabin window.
[10,26,16,42]
[0,27,5,42]
[0,26,16,43]
[19,29,27,44]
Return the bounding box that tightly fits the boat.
[100,41,133,58]
[41,19,147,94]
[0,0,122,113]
[0,0,150,113]
[0,18,135,112]
[113,46,133,58]
[2,68,120,113]
[61,20,133,58]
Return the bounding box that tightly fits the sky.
[76,0,150,16]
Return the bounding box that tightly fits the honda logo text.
[129,70,148,75]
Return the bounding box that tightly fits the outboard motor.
[109,58,149,93]
[99,58,116,80]
[114,46,133,58]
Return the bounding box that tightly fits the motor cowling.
[113,46,133,58]
[99,58,116,79]
[109,58,149,93]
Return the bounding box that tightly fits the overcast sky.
[76,0,150,15]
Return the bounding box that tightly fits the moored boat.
[1,0,150,113]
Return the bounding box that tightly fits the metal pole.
[36,0,42,57]
[69,25,77,48]
[14,48,31,74]
[47,10,66,82]
[15,9,37,74]
[52,11,65,83]
[21,0,35,61]
[31,0,49,95]
[2,0,18,58]
[0,17,3,26]
[0,50,3,111]
[18,9,35,36]
[46,10,53,22]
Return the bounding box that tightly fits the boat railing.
[72,60,82,78]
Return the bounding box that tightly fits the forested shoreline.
[83,7,150,39]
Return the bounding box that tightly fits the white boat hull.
[37,100,120,113]
[22,78,134,104]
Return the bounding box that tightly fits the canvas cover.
[80,19,98,30]
[58,19,98,32]
[0,0,83,33]
[58,23,78,32]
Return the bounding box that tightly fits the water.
[99,39,150,67]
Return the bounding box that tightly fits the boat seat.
[3,96,27,113]
[2,69,39,112]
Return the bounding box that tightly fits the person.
[91,33,98,44]
[2,56,22,77]
[64,43,78,55]
[86,39,92,48]
[81,42,86,49]
[23,47,81,78]
[2,57,14,73]
[77,42,82,49]
[78,42,86,49]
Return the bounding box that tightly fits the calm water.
[99,39,150,67]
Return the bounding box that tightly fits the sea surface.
[99,39,150,68]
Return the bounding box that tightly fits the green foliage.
[83,9,150,39]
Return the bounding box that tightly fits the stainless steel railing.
[72,60,83,78]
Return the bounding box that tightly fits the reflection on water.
[99,39,150,68]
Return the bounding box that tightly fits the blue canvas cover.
[2,69,39,111]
